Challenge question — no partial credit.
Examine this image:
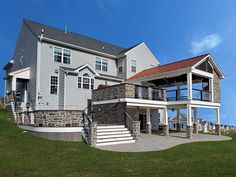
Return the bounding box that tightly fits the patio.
[97,133,231,152]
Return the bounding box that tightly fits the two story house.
[3,19,158,127]
[3,19,224,146]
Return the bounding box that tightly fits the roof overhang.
[8,67,30,79]
[3,60,14,70]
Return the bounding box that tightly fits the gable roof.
[127,53,209,81]
[23,19,126,56]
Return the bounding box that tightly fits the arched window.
[78,73,94,90]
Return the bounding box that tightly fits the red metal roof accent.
[127,54,209,81]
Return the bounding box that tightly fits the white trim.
[187,72,192,100]
[191,69,213,78]
[8,67,31,77]
[216,107,220,124]
[19,126,82,133]
[192,54,224,79]
[187,105,192,126]
[42,36,117,59]
[74,63,100,76]
[36,41,41,109]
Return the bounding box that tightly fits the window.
[118,59,124,73]
[78,73,94,90]
[173,123,176,128]
[54,47,62,63]
[50,76,58,94]
[131,60,136,72]
[95,57,108,72]
[102,59,108,72]
[63,49,71,64]
[54,47,71,64]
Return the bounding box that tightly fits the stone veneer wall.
[93,102,126,125]
[92,84,135,101]
[213,71,221,103]
[34,110,83,127]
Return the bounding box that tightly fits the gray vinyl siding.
[38,42,120,110]
[9,22,38,105]
[59,68,65,109]
[125,43,159,79]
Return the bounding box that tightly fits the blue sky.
[0,0,236,125]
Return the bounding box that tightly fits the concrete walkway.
[97,133,231,152]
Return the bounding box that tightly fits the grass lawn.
[0,108,236,177]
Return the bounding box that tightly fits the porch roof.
[127,54,209,81]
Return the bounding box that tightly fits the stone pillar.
[89,121,97,146]
[146,123,151,134]
[132,121,140,141]
[162,108,169,136]
[186,105,193,138]
[146,108,151,134]
[193,108,198,134]
[215,124,221,135]
[176,109,181,132]
[163,125,169,136]
[186,126,193,139]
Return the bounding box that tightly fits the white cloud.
[190,33,222,55]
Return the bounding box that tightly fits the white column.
[146,108,151,124]
[187,73,192,100]
[187,105,192,126]
[210,78,214,102]
[216,107,220,125]
[12,76,17,91]
[194,108,198,124]
[163,108,168,125]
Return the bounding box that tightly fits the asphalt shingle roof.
[24,19,126,56]
[127,53,209,81]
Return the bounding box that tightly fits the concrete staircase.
[96,125,135,146]
[10,102,17,120]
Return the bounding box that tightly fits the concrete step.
[96,139,135,146]
[97,125,125,129]
[97,134,131,139]
[96,137,133,143]
[97,128,128,132]
[97,131,130,136]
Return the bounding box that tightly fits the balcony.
[92,83,212,102]
[166,88,212,102]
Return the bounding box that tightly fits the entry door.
[139,114,146,131]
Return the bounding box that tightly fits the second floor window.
[131,60,136,72]
[50,76,58,94]
[54,47,71,64]
[95,57,108,72]
[118,59,124,73]
[78,73,94,90]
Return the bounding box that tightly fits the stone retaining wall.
[213,71,221,103]
[33,110,83,127]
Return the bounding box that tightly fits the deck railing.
[166,88,212,102]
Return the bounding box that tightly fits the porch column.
[215,107,221,135]
[209,78,214,102]
[162,108,169,136]
[186,105,193,138]
[187,72,192,100]
[176,108,181,132]
[12,76,17,91]
[193,108,198,134]
[146,108,151,134]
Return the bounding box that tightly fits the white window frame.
[53,46,71,64]
[131,60,136,73]
[50,75,58,95]
[78,73,95,90]
[95,57,108,72]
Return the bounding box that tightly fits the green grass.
[0,108,236,177]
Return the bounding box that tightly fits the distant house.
[199,120,208,133]
[168,113,187,131]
